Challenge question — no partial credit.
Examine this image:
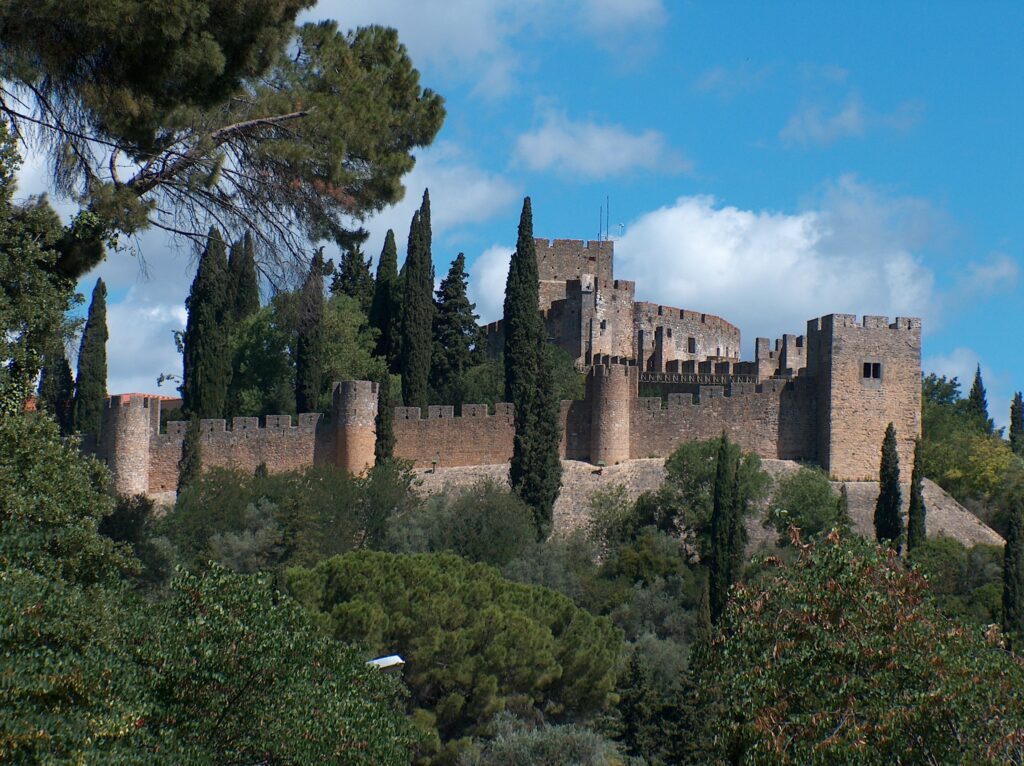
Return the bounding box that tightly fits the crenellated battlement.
[157,413,323,441]
[394,403,514,421]
[806,314,922,333]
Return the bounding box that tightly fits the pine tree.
[399,190,434,410]
[874,422,903,549]
[374,372,395,463]
[38,344,75,435]
[226,232,260,324]
[177,416,202,494]
[182,229,231,419]
[72,278,108,435]
[1010,392,1024,457]
[708,433,737,623]
[906,438,927,551]
[430,252,482,404]
[504,198,562,539]
[369,230,401,372]
[331,244,375,315]
[968,364,994,434]
[1003,498,1024,648]
[295,249,326,413]
[836,484,852,535]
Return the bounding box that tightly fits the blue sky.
[21,1,1023,426]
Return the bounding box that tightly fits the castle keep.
[94,239,921,497]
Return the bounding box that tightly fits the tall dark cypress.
[73,278,108,435]
[1003,497,1024,648]
[430,252,482,404]
[181,229,231,419]
[692,574,713,662]
[369,230,401,372]
[504,197,561,539]
[331,243,375,315]
[38,344,75,435]
[968,364,993,434]
[400,190,434,410]
[226,232,260,324]
[374,372,395,463]
[708,433,737,623]
[295,249,326,414]
[177,416,202,494]
[836,483,852,535]
[906,438,927,551]
[1010,392,1024,457]
[874,422,903,549]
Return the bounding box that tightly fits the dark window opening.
[600,319,607,330]
[863,362,882,379]
[687,337,696,353]
[666,328,673,338]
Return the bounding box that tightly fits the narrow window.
[872,362,882,379]
[666,328,673,338]
[863,362,872,378]
[600,319,607,330]
[687,337,696,353]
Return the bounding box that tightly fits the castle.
[93,238,922,498]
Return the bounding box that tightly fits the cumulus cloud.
[467,244,514,324]
[781,94,924,145]
[514,112,691,179]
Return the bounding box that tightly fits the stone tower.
[100,395,160,495]
[331,380,379,474]
[806,314,922,481]
[588,361,636,465]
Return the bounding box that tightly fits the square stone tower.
[805,314,922,481]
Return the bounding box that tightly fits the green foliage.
[1012,392,1024,457]
[332,244,375,314]
[295,250,326,413]
[588,484,639,552]
[1004,497,1024,645]
[181,230,230,419]
[874,422,903,548]
[430,252,483,405]
[400,190,435,410]
[766,465,838,544]
[456,348,584,410]
[694,534,1024,764]
[224,301,295,418]
[461,712,628,766]
[909,535,1003,625]
[707,433,742,623]
[72,278,108,434]
[387,480,538,567]
[836,483,852,534]
[968,363,994,434]
[226,231,260,324]
[176,417,202,494]
[370,229,402,372]
[907,438,927,551]
[318,292,387,409]
[99,494,172,588]
[284,551,623,760]
[38,342,75,434]
[375,372,397,462]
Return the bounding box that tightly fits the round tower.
[589,362,634,465]
[101,395,156,495]
[332,380,379,474]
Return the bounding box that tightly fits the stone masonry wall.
[536,238,613,310]
[634,302,741,371]
[392,404,515,468]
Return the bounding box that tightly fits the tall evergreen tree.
[692,574,713,661]
[177,416,202,494]
[906,438,927,551]
[1003,497,1024,648]
[708,433,738,623]
[295,249,326,413]
[399,190,434,410]
[836,483,852,535]
[331,244,375,315]
[38,344,75,435]
[369,230,401,372]
[874,423,903,549]
[182,229,231,419]
[72,278,108,435]
[503,197,562,539]
[968,364,994,434]
[226,232,260,324]
[430,252,483,403]
[1010,392,1024,457]
[374,372,395,463]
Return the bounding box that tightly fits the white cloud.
[781,93,924,146]
[958,252,1019,297]
[694,64,775,100]
[467,244,514,324]
[514,112,691,179]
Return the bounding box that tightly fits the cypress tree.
[369,230,401,372]
[836,483,852,535]
[874,422,903,549]
[331,243,375,315]
[906,438,927,551]
[692,574,713,661]
[181,228,231,419]
[430,252,482,404]
[968,364,993,434]
[177,416,202,494]
[374,372,395,463]
[295,249,326,413]
[400,190,434,410]
[504,197,562,539]
[72,278,108,435]
[226,232,260,324]
[708,433,737,624]
[1010,392,1024,457]
[1003,497,1024,648]
[38,344,75,435]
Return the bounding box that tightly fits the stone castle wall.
[393,404,515,468]
[634,302,741,371]
[537,238,614,310]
